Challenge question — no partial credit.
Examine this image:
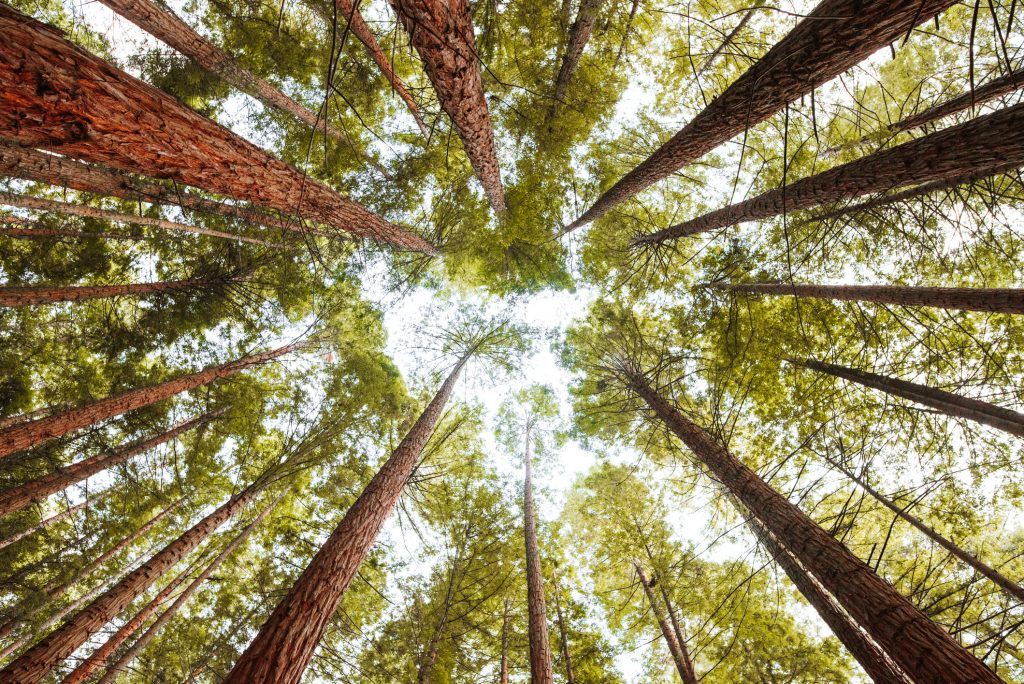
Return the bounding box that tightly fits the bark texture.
[523,438,554,684]
[622,366,1000,683]
[795,358,1024,438]
[551,0,607,109]
[635,102,1024,243]
[0,342,301,459]
[566,0,958,231]
[893,67,1024,131]
[223,356,469,684]
[0,277,217,307]
[634,563,697,684]
[715,282,1024,315]
[389,0,506,212]
[0,5,435,253]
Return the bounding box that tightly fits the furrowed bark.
[223,355,469,684]
[523,433,554,684]
[0,484,263,683]
[389,0,506,212]
[634,563,697,684]
[0,5,436,254]
[551,0,607,111]
[551,572,575,684]
[622,366,1000,683]
[893,67,1024,131]
[0,341,302,459]
[0,278,218,307]
[634,102,1024,244]
[714,282,1024,315]
[0,406,66,431]
[566,0,958,231]
[794,358,1024,438]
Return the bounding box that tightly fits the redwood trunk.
[223,356,469,684]
[499,597,510,684]
[622,367,999,682]
[0,484,262,683]
[0,412,219,518]
[0,278,218,307]
[551,0,606,108]
[566,0,958,231]
[0,342,302,458]
[634,102,1024,244]
[551,573,575,684]
[893,68,1024,132]
[795,358,1024,438]
[523,436,554,684]
[389,0,506,212]
[0,6,435,253]
[657,581,696,682]
[716,282,1024,315]
[634,563,697,684]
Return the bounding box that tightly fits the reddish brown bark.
[622,366,999,682]
[0,498,91,552]
[223,356,469,684]
[523,435,554,684]
[566,0,958,231]
[0,412,219,518]
[0,484,262,683]
[499,597,510,684]
[551,572,575,684]
[0,406,65,430]
[0,277,219,307]
[0,5,435,254]
[0,342,302,459]
[634,563,697,684]
[389,0,506,212]
[551,0,607,109]
[893,68,1024,131]
[795,358,1024,438]
[715,282,1024,315]
[634,102,1024,244]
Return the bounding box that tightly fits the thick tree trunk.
[499,597,510,684]
[621,366,1000,683]
[693,9,755,80]
[0,483,262,683]
[0,277,220,307]
[389,0,506,213]
[223,355,469,684]
[523,435,554,684]
[551,572,575,684]
[0,412,219,518]
[893,68,1024,132]
[0,342,302,459]
[0,6,435,254]
[0,498,91,552]
[565,0,958,231]
[746,516,910,683]
[551,0,607,110]
[634,563,697,684]
[634,102,1024,244]
[714,282,1024,315]
[0,406,66,431]
[794,358,1024,438]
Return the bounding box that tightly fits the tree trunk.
[0,483,263,683]
[621,365,1000,683]
[523,433,554,684]
[633,562,697,684]
[0,412,220,518]
[565,0,958,231]
[223,355,469,684]
[714,282,1024,315]
[693,9,755,81]
[793,358,1024,438]
[499,597,510,684]
[655,575,696,682]
[612,0,640,66]
[0,5,436,254]
[89,492,283,684]
[634,101,1024,244]
[417,561,457,683]
[551,572,575,684]
[551,0,607,110]
[389,0,506,213]
[1,193,276,247]
[893,67,1024,132]
[746,515,910,683]
[0,405,67,431]
[0,277,223,307]
[1,226,147,241]
[0,341,303,459]
[0,579,110,662]
[0,498,92,552]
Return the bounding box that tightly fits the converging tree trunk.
[0,498,93,552]
[892,67,1024,132]
[389,0,506,212]
[551,0,607,111]
[565,0,957,231]
[633,562,697,684]
[551,572,575,684]
[620,364,1000,682]
[713,282,1024,315]
[523,432,555,684]
[633,102,1024,244]
[0,342,303,459]
[793,358,1024,438]
[0,5,435,254]
[0,277,225,307]
[223,354,470,684]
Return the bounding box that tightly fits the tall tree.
[0,276,234,307]
[0,497,95,552]
[550,571,575,684]
[633,562,698,683]
[551,0,608,113]
[523,430,554,684]
[892,66,1024,132]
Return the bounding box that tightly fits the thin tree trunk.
[612,0,640,66]
[523,432,554,684]
[1,226,147,241]
[0,5,436,254]
[634,101,1024,244]
[621,365,1000,683]
[893,67,1024,131]
[417,561,457,683]
[693,8,755,81]
[0,499,91,552]
[551,0,607,110]
[499,597,510,684]
[746,515,910,683]
[223,354,470,684]
[713,282,1024,315]
[653,570,696,681]
[565,0,958,231]
[1,193,276,247]
[633,562,697,684]
[824,457,1024,604]
[89,492,283,684]
[0,341,303,459]
[0,278,224,307]
[793,358,1024,438]
[0,412,220,518]
[0,483,264,683]
[551,572,575,684]
[0,578,110,662]
[389,0,506,213]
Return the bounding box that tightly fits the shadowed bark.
[566,0,958,231]
[634,563,697,684]
[893,67,1024,131]
[0,277,220,307]
[551,0,607,112]
[523,436,554,684]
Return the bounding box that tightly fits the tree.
[0,275,237,307]
[891,66,1024,132]
[633,562,698,683]
[551,0,608,113]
